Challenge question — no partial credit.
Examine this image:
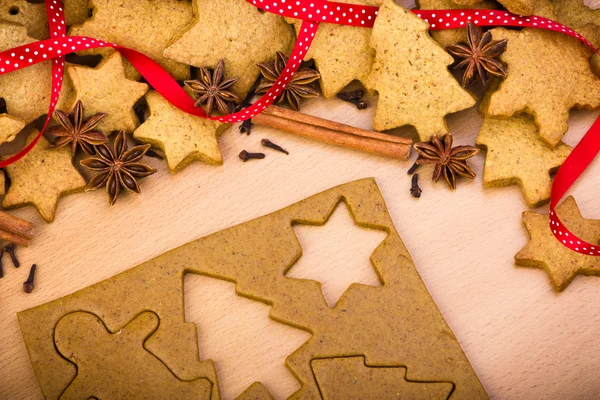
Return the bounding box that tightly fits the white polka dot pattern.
[0,0,599,256]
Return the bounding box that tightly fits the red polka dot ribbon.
[1,0,599,254]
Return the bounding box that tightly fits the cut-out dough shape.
[235,382,274,400]
[19,178,487,399]
[312,356,454,399]
[287,201,387,308]
[54,311,212,400]
[185,274,311,399]
[0,113,25,144]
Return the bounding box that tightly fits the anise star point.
[81,130,156,205]
[447,22,508,87]
[47,100,109,156]
[184,59,240,116]
[414,133,479,189]
[255,51,321,111]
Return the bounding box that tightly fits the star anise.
[184,60,240,115]
[414,134,479,189]
[47,100,109,156]
[256,51,320,111]
[80,131,156,205]
[446,22,508,87]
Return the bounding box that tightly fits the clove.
[239,150,265,162]
[410,174,422,198]
[261,139,289,155]
[239,119,253,135]
[23,264,36,293]
[336,89,368,110]
[5,244,19,268]
[407,162,420,175]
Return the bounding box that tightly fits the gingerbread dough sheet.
[18,178,487,399]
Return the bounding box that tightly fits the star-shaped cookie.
[286,0,382,98]
[133,91,225,172]
[164,0,294,97]
[0,0,49,39]
[482,28,600,148]
[64,0,90,26]
[0,22,72,124]
[3,131,86,222]
[516,196,600,291]
[476,115,571,207]
[65,51,149,134]
[69,0,192,80]
[0,114,25,144]
[366,0,475,141]
[417,0,499,49]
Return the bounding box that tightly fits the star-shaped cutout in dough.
[164,0,294,97]
[476,115,572,207]
[69,0,192,80]
[482,28,600,148]
[0,114,25,144]
[366,0,475,141]
[286,0,382,98]
[0,22,72,124]
[286,202,387,308]
[133,90,225,172]
[3,131,86,222]
[64,51,149,134]
[515,196,600,291]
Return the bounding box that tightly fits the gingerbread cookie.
[65,51,149,134]
[64,0,90,26]
[0,22,72,124]
[366,0,475,141]
[3,131,86,222]
[164,0,294,97]
[416,0,499,49]
[0,113,25,144]
[0,0,48,39]
[69,0,192,81]
[496,0,555,18]
[286,0,382,98]
[133,90,226,172]
[482,28,600,147]
[476,115,572,207]
[516,196,600,291]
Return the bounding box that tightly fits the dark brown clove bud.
[5,244,19,268]
[239,150,265,162]
[239,119,252,135]
[407,162,420,175]
[261,139,289,155]
[23,264,36,293]
[336,90,368,110]
[410,174,422,198]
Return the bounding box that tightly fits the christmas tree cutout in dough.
[366,0,475,141]
[312,356,453,399]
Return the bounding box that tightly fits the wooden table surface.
[2,2,600,398]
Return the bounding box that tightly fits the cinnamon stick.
[253,112,410,160]
[252,106,411,160]
[0,211,35,240]
[262,105,412,146]
[0,228,30,247]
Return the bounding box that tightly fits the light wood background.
[2,1,600,398]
